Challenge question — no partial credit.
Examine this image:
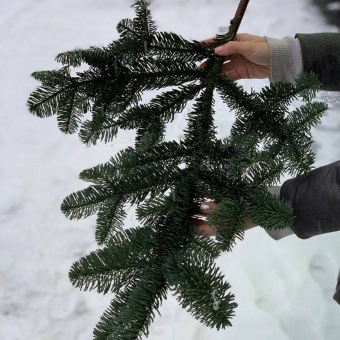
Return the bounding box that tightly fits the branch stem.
[230,0,250,40]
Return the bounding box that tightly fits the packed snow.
[1,0,340,339]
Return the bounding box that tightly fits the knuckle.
[237,33,249,41]
[200,204,210,212]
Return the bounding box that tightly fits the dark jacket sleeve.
[334,270,340,305]
[295,33,340,91]
[280,160,340,305]
[280,160,340,239]
[269,33,340,304]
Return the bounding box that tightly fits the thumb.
[215,41,252,58]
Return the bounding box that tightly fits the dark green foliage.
[93,267,168,340]
[27,0,328,339]
[164,251,237,329]
[69,226,156,294]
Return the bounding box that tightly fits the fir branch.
[73,157,185,223]
[282,133,316,177]
[183,83,217,153]
[28,85,64,118]
[107,39,146,57]
[61,185,114,220]
[135,123,166,152]
[241,155,285,188]
[286,101,327,133]
[149,31,212,62]
[132,0,157,41]
[246,187,296,231]
[79,104,121,145]
[55,47,114,68]
[79,162,119,185]
[294,72,322,102]
[108,141,190,179]
[150,174,201,255]
[116,162,184,206]
[117,18,142,41]
[93,267,167,340]
[214,73,259,116]
[79,117,119,145]
[95,197,127,246]
[63,161,184,223]
[164,251,237,330]
[57,90,91,134]
[221,133,286,188]
[256,72,323,112]
[117,83,203,130]
[188,233,222,261]
[136,194,177,228]
[31,66,71,86]
[79,84,142,145]
[69,226,155,294]
[27,0,332,338]
[205,196,246,252]
[126,57,202,90]
[55,50,84,67]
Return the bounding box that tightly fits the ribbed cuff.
[265,226,295,240]
[264,36,303,84]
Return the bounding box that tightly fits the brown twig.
[230,0,250,41]
[199,0,250,84]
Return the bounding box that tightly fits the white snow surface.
[1,0,340,339]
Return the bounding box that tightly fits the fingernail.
[201,204,210,211]
[215,46,223,54]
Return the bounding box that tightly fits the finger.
[199,37,216,48]
[235,33,252,42]
[197,227,216,237]
[219,60,243,80]
[198,60,207,70]
[199,36,215,43]
[200,35,248,44]
[215,41,252,58]
[200,201,217,213]
[199,62,241,81]
[200,34,265,50]
[226,70,241,81]
[196,220,217,236]
[200,34,259,44]
[200,204,210,213]
[198,192,210,198]
[198,56,230,70]
[236,33,266,43]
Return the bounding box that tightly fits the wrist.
[264,36,303,84]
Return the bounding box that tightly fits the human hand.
[198,33,271,81]
[193,193,258,237]
[194,195,218,237]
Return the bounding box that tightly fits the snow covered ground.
[1,0,340,339]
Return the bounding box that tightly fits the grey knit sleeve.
[264,36,303,84]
